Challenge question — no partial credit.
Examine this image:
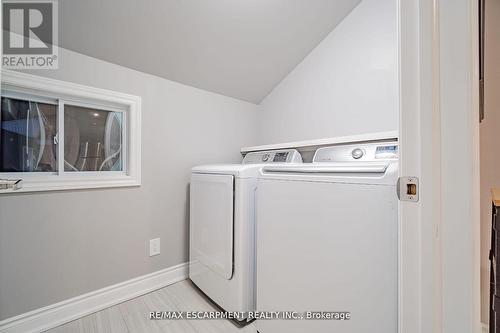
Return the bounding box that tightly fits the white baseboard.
[482,322,489,333]
[0,262,188,333]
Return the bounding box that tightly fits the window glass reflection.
[0,97,57,172]
[64,105,123,172]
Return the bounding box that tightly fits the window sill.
[0,176,141,194]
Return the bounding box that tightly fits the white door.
[399,0,481,332]
[190,173,234,280]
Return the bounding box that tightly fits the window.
[1,96,58,172]
[63,105,123,172]
[0,70,141,192]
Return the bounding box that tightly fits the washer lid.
[262,162,390,174]
[192,164,264,178]
[259,161,399,185]
[192,149,303,178]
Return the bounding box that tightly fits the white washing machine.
[256,141,399,333]
[189,149,302,321]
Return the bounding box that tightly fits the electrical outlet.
[149,238,160,257]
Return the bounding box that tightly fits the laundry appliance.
[255,141,399,333]
[189,149,302,321]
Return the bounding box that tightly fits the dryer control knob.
[262,153,271,162]
[352,148,364,159]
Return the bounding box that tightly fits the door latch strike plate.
[397,176,419,202]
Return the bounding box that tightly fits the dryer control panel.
[243,149,303,164]
[313,142,398,163]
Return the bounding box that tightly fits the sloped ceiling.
[59,0,361,103]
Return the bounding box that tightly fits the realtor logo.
[2,0,58,69]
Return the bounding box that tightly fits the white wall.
[0,48,258,320]
[256,0,398,144]
[480,0,500,325]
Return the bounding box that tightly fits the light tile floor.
[45,280,257,333]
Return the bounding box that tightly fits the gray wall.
[256,0,398,144]
[0,48,258,320]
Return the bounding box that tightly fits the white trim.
[240,130,398,153]
[0,89,58,105]
[398,0,426,332]
[0,263,188,333]
[0,69,142,193]
[400,0,482,332]
[61,99,127,114]
[1,70,138,109]
[57,99,65,177]
[482,323,489,333]
[438,0,481,331]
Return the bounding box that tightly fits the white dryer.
[256,141,399,333]
[189,149,302,320]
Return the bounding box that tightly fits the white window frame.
[0,69,141,193]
